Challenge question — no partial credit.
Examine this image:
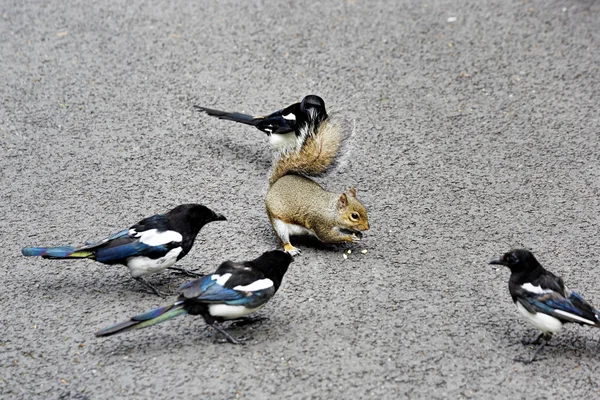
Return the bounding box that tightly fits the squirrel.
[265,109,370,256]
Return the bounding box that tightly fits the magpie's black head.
[251,250,293,281]
[168,204,227,226]
[489,249,540,273]
[300,95,328,125]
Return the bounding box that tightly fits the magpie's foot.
[521,332,544,346]
[217,335,251,345]
[515,339,548,364]
[134,277,168,298]
[229,316,269,328]
[208,323,249,345]
[514,354,543,364]
[167,266,204,278]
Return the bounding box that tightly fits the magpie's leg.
[228,316,269,328]
[207,322,247,345]
[134,277,167,298]
[516,333,551,364]
[167,266,204,277]
[521,332,544,346]
[526,340,549,363]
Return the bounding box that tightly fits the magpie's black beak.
[489,258,506,266]
[214,213,227,222]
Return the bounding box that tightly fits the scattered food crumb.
[56,31,68,37]
[361,249,368,254]
[447,17,457,22]
[347,249,352,254]
[343,254,348,260]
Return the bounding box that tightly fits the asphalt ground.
[1,0,599,398]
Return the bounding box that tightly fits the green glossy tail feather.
[95,304,187,337]
[21,246,94,259]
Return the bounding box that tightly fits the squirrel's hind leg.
[270,217,302,256]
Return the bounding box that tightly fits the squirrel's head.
[337,188,370,232]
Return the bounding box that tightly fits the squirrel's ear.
[348,187,357,198]
[338,193,349,209]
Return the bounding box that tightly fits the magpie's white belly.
[516,302,563,334]
[269,132,297,150]
[208,304,265,320]
[127,248,183,278]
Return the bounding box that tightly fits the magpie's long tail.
[94,302,187,337]
[21,246,94,259]
[194,105,261,126]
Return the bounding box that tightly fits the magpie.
[194,95,328,150]
[490,249,600,363]
[95,250,292,344]
[21,204,226,296]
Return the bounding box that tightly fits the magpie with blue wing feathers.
[194,95,328,151]
[95,250,292,344]
[490,249,600,363]
[22,204,226,296]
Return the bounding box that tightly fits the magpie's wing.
[75,229,131,251]
[177,261,243,294]
[93,239,171,264]
[179,274,217,297]
[180,268,275,307]
[255,104,299,134]
[130,213,169,232]
[517,289,600,327]
[89,225,180,264]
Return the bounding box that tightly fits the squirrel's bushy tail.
[94,302,187,337]
[269,119,343,185]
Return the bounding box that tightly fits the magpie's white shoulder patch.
[215,273,232,286]
[283,112,296,121]
[521,283,553,295]
[234,278,274,292]
[138,229,183,246]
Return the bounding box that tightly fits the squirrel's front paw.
[283,243,301,256]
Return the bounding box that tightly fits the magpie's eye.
[506,255,517,263]
[350,212,360,221]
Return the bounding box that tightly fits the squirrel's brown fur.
[265,119,369,255]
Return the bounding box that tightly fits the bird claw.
[167,266,204,278]
[513,355,542,364]
[229,316,269,328]
[134,277,168,298]
[521,338,540,346]
[217,335,250,345]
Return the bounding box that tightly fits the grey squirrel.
[265,109,370,256]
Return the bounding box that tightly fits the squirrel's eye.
[350,212,360,221]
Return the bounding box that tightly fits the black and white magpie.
[95,250,293,344]
[490,249,600,363]
[194,95,328,150]
[22,204,226,296]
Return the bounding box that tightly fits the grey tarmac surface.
[1,0,599,398]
